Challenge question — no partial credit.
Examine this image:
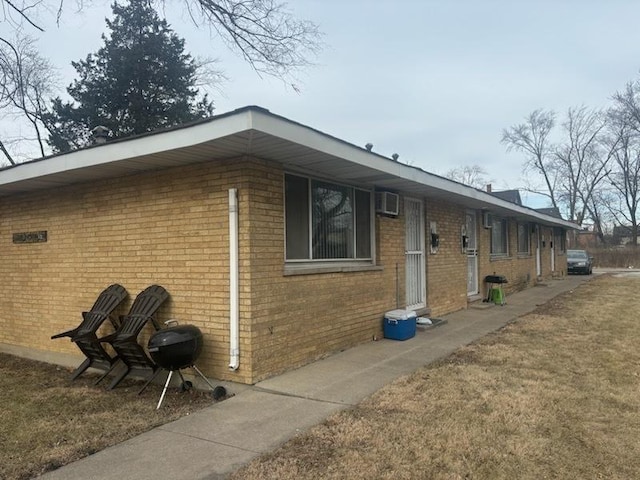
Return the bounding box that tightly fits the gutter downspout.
[228,188,240,371]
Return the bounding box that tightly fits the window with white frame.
[285,174,372,261]
[517,222,530,254]
[490,216,509,256]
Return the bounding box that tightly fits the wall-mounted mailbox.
[429,221,439,254]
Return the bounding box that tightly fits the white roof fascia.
[0,112,251,188]
[249,109,578,230]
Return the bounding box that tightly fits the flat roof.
[0,105,577,229]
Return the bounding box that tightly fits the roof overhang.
[0,106,577,229]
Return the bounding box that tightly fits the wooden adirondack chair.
[96,285,169,389]
[51,284,128,381]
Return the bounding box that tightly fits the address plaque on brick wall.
[13,231,47,244]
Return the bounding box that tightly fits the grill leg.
[156,370,173,410]
[139,367,162,395]
[191,364,218,390]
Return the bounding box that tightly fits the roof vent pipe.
[91,125,111,144]
[365,143,373,151]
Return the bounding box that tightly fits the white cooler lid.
[384,309,417,320]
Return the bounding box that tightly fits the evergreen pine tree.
[46,0,214,152]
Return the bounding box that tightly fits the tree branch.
[0,138,16,165]
[2,0,45,31]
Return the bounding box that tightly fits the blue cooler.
[383,309,417,340]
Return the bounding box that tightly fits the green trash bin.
[485,275,507,305]
[490,287,505,306]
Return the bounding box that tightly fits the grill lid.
[148,324,203,370]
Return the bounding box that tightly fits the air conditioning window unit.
[375,191,399,216]
[482,212,492,229]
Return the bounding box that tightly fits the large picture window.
[490,216,509,256]
[285,174,372,261]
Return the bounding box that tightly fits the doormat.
[469,301,493,310]
[416,317,447,329]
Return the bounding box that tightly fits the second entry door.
[405,198,426,310]
[466,211,479,296]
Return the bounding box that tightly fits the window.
[517,223,530,254]
[285,174,372,261]
[555,228,566,253]
[490,216,509,256]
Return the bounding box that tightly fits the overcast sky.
[12,0,640,207]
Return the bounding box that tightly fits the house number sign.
[13,231,47,244]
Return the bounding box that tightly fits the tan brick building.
[0,106,576,385]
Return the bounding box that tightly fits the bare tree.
[501,109,559,207]
[503,107,616,226]
[444,164,491,189]
[584,188,611,245]
[606,87,640,246]
[554,106,614,225]
[613,80,640,131]
[1,0,321,80]
[0,34,57,165]
[0,0,320,162]
[182,0,321,79]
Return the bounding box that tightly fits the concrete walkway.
[39,274,589,480]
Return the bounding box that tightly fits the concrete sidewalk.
[39,274,588,480]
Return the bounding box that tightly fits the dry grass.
[0,356,220,480]
[231,274,640,479]
[3,275,639,480]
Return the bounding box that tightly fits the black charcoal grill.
[149,324,203,370]
[143,321,226,409]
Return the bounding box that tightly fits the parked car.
[567,249,593,275]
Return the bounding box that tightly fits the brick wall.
[243,162,406,382]
[0,158,254,384]
[478,218,531,296]
[477,220,566,299]
[425,200,468,317]
[0,155,568,385]
[540,225,567,277]
[0,158,412,385]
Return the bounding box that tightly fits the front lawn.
[231,274,640,479]
[0,355,217,480]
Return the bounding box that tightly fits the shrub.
[588,246,640,268]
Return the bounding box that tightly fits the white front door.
[405,198,426,310]
[466,211,479,296]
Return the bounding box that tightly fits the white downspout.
[228,188,240,371]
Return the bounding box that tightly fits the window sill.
[517,253,531,258]
[490,254,511,261]
[284,263,383,276]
